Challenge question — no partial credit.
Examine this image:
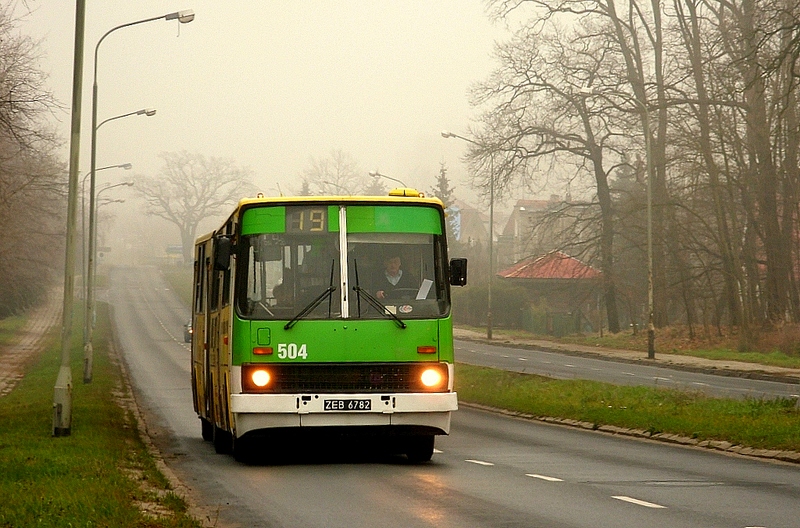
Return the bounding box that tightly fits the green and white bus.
[191,189,467,462]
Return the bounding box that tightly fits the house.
[496,194,575,269]
[497,250,603,336]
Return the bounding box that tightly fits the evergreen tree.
[430,163,460,248]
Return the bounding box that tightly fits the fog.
[21,1,522,254]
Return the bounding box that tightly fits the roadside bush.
[452,281,529,328]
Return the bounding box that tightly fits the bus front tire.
[213,425,232,454]
[406,435,434,463]
[232,435,254,463]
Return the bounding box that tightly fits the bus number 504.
[277,343,308,360]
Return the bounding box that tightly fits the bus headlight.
[251,369,271,387]
[420,367,444,389]
[242,365,274,392]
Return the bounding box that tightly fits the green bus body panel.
[346,205,442,234]
[241,206,286,234]
[231,315,454,365]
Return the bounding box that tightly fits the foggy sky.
[22,1,514,202]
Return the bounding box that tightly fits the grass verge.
[0,314,27,346]
[160,265,193,307]
[0,303,201,528]
[456,363,800,452]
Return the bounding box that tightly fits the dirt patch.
[0,291,62,397]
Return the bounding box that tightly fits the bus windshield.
[236,204,450,321]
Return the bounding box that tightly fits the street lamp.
[97,108,156,130]
[369,170,408,188]
[86,181,134,338]
[580,87,655,359]
[85,115,153,386]
[85,9,194,383]
[441,130,495,340]
[81,163,132,297]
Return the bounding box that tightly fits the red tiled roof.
[498,251,602,280]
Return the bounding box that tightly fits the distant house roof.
[498,251,602,280]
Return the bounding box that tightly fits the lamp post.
[81,163,131,297]
[85,112,154,386]
[368,170,408,188]
[86,182,134,348]
[580,87,655,359]
[84,9,194,384]
[53,0,87,437]
[441,130,494,340]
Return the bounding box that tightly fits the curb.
[108,305,223,528]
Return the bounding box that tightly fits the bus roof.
[195,191,446,244]
[235,190,444,209]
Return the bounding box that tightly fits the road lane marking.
[518,357,528,361]
[465,459,494,466]
[611,496,666,509]
[433,449,443,454]
[525,474,563,482]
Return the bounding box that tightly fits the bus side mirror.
[214,236,232,271]
[449,258,467,286]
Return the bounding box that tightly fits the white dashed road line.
[611,496,667,509]
[465,459,495,466]
[525,474,563,482]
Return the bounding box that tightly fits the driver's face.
[384,257,401,276]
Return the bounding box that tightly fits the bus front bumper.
[231,392,457,437]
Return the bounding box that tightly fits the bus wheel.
[213,425,232,454]
[406,435,434,463]
[201,418,213,442]
[232,435,254,464]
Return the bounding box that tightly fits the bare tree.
[469,14,629,332]
[0,4,60,152]
[301,149,367,195]
[0,6,65,316]
[134,151,253,263]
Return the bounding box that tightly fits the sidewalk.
[453,327,800,384]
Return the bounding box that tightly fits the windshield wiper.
[284,260,337,330]
[352,285,406,329]
[284,286,336,330]
[352,259,406,329]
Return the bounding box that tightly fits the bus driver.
[374,254,417,299]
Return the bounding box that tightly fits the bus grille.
[246,363,444,393]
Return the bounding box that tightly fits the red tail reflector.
[253,347,273,355]
[417,346,437,354]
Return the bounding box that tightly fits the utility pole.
[53,0,87,436]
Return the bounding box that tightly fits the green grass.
[0,303,201,528]
[0,314,27,346]
[456,363,800,452]
[160,265,193,307]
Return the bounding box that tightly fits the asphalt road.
[455,340,800,400]
[107,265,800,528]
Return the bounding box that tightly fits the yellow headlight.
[420,368,443,388]
[251,369,271,387]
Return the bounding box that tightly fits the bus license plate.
[324,399,371,411]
